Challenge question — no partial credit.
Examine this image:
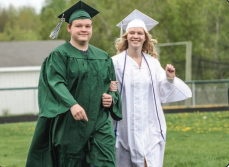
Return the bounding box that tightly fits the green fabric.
[57,1,99,24]
[26,42,122,167]
[25,117,53,166]
[69,9,91,24]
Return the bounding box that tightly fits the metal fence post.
[33,89,36,115]
[228,82,229,105]
[192,82,196,107]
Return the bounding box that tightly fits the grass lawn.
[0,121,35,167]
[164,111,229,167]
[0,111,229,167]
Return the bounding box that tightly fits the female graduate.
[109,10,192,167]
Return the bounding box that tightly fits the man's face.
[68,19,92,43]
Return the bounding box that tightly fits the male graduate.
[25,1,122,167]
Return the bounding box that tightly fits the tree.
[0,5,41,41]
[1,0,229,80]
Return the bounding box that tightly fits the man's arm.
[39,51,88,119]
[105,57,122,121]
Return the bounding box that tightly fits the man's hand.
[109,81,118,92]
[165,64,175,78]
[70,104,88,121]
[102,93,113,107]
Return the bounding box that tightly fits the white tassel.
[49,14,65,39]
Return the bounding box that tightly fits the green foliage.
[0,8,10,32]
[0,5,41,41]
[0,0,229,80]
[39,0,68,40]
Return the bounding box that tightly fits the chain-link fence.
[0,80,228,116]
[162,80,229,109]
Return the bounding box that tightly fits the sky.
[0,0,45,14]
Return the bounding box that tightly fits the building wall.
[0,67,40,116]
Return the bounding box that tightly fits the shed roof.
[0,40,65,67]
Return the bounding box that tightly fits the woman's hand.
[165,64,175,78]
[102,93,113,107]
[109,81,118,92]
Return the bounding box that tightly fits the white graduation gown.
[112,51,192,167]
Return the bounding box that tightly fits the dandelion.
[182,127,192,132]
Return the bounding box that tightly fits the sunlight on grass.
[0,122,36,167]
[164,111,229,167]
[0,111,228,167]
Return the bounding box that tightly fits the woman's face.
[127,27,146,50]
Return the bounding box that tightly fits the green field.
[0,111,229,167]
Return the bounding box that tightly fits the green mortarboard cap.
[58,1,99,24]
[50,0,99,39]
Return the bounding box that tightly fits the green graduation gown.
[26,42,122,167]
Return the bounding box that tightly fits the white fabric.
[116,9,159,32]
[126,19,147,32]
[112,51,192,167]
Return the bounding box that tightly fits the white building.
[0,40,65,116]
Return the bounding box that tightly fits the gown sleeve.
[38,51,77,118]
[107,57,122,121]
[154,59,192,103]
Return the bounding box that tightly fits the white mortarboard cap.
[116,9,159,36]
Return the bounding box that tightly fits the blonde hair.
[115,29,158,58]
